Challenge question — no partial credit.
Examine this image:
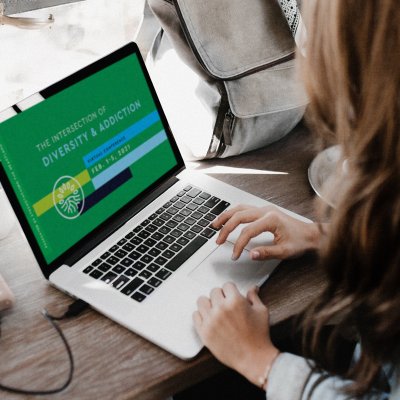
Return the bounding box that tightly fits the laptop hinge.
[63,172,182,267]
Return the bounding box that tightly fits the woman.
[193,0,400,398]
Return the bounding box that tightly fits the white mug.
[0,186,16,239]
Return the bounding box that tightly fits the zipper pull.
[222,109,234,146]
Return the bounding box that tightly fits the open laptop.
[0,42,308,359]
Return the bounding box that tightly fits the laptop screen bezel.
[0,42,185,279]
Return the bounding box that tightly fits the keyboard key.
[98,262,112,273]
[140,254,154,264]
[101,271,118,284]
[211,201,231,215]
[83,266,93,274]
[138,230,150,239]
[146,224,157,233]
[148,277,162,288]
[107,256,119,265]
[174,201,185,209]
[149,213,158,220]
[156,207,164,214]
[133,226,142,233]
[149,248,161,257]
[122,243,135,252]
[177,237,190,246]
[204,196,220,208]
[139,270,152,279]
[184,217,196,225]
[112,265,126,274]
[164,235,175,244]
[184,231,196,240]
[191,211,203,220]
[183,185,192,191]
[177,190,186,197]
[115,249,128,259]
[125,232,134,239]
[177,223,190,231]
[187,188,201,198]
[165,236,207,272]
[90,269,103,279]
[201,228,217,239]
[156,268,172,280]
[160,212,172,221]
[191,225,203,233]
[159,226,171,234]
[139,284,154,295]
[193,197,205,205]
[170,196,179,202]
[168,207,179,215]
[155,256,168,265]
[113,275,130,290]
[170,229,183,238]
[132,261,146,271]
[151,232,164,241]
[204,213,218,222]
[144,238,156,247]
[187,203,198,211]
[141,219,150,227]
[117,238,127,246]
[172,214,185,222]
[199,192,211,199]
[166,220,178,229]
[162,250,175,259]
[147,263,161,273]
[121,277,144,296]
[156,242,168,251]
[180,208,192,216]
[125,268,138,277]
[128,250,141,260]
[100,252,111,260]
[137,244,149,254]
[109,245,119,253]
[180,196,191,204]
[130,237,142,246]
[153,218,165,227]
[198,219,209,228]
[92,259,102,267]
[170,243,182,252]
[120,258,134,267]
[132,292,146,302]
[163,201,172,208]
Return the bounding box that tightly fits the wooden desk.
[0,124,325,399]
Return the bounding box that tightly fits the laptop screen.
[0,43,181,267]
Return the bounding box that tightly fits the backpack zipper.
[172,0,295,81]
[222,109,235,146]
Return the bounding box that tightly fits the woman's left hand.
[193,282,280,388]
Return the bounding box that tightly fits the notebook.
[0,42,308,359]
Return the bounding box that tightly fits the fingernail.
[251,251,260,260]
[231,253,238,261]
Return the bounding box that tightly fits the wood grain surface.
[0,123,326,399]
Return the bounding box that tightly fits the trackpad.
[189,242,280,293]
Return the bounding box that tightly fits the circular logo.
[53,176,85,220]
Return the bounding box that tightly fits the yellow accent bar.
[33,170,91,217]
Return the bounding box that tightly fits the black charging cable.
[0,299,88,395]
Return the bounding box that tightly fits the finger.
[197,296,212,318]
[250,245,286,260]
[247,286,264,307]
[212,204,251,228]
[222,282,241,300]
[231,215,279,260]
[210,287,225,306]
[192,311,203,333]
[217,208,264,245]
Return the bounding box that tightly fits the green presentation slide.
[0,54,178,264]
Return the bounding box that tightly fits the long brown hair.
[300,0,400,395]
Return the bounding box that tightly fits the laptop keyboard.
[81,185,230,303]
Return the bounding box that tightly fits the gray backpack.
[146,0,307,160]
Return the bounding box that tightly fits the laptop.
[0,42,308,359]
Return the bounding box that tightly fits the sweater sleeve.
[266,353,393,400]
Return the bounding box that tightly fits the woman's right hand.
[212,205,322,261]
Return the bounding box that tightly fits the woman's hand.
[193,283,279,388]
[212,204,322,261]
